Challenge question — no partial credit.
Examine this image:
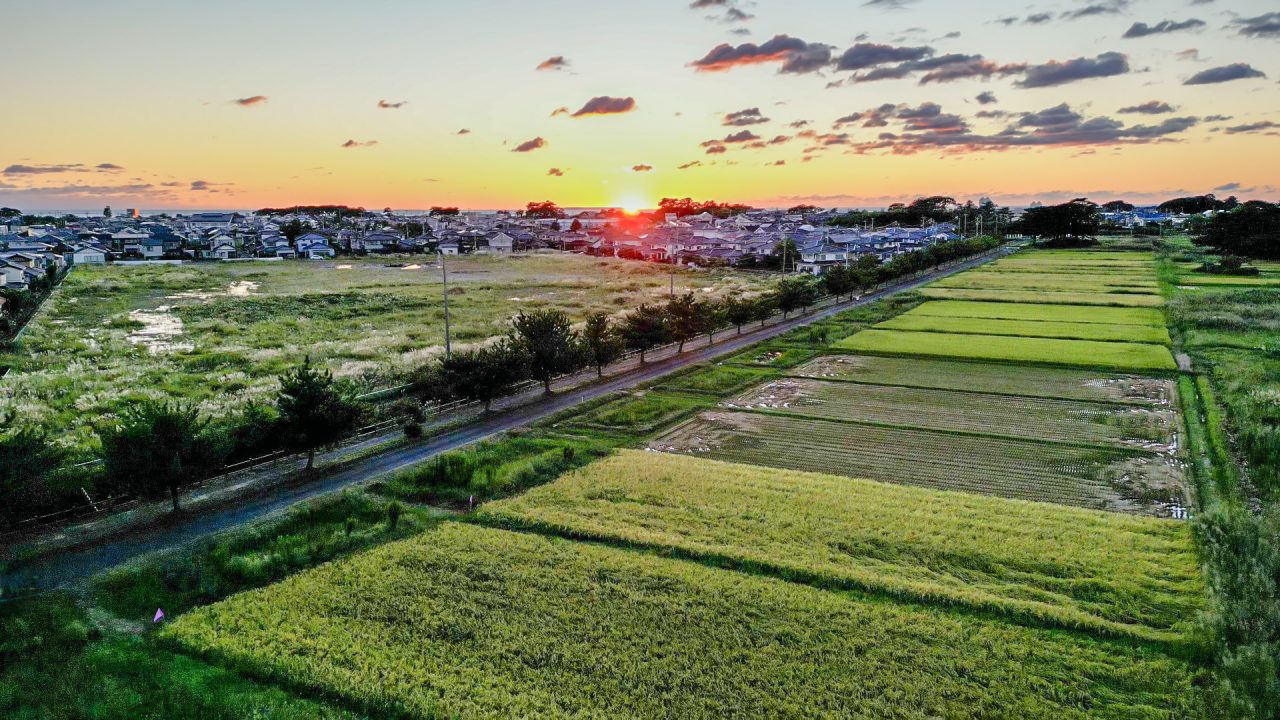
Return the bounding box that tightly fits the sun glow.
[615,195,649,214]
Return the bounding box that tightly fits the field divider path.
[2,247,1015,593]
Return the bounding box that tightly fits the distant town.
[0,194,1225,293]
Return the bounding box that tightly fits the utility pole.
[439,249,452,359]
[669,262,675,297]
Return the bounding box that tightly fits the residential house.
[70,244,109,265]
[295,234,335,260]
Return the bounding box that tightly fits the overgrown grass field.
[0,254,769,456]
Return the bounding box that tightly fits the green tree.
[1194,202,1280,259]
[774,276,817,318]
[280,218,311,243]
[702,299,727,344]
[277,358,363,470]
[524,201,563,219]
[770,239,799,272]
[822,266,855,300]
[510,309,581,394]
[1010,199,1100,245]
[723,295,756,334]
[98,401,222,512]
[619,304,671,362]
[441,341,527,411]
[665,292,706,352]
[582,312,624,377]
[0,413,64,527]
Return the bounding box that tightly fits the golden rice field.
[165,523,1202,719]
[481,450,1202,641]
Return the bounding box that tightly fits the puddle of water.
[336,264,352,270]
[228,281,259,296]
[403,264,422,270]
[126,305,194,354]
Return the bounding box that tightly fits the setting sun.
[615,196,649,214]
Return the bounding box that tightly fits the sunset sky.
[3,0,1277,212]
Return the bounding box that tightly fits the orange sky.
[2,0,1277,211]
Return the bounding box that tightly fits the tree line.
[0,235,999,528]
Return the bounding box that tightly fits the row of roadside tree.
[0,235,1000,530]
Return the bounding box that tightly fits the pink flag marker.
[153,608,165,623]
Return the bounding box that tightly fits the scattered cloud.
[631,164,654,172]
[551,106,570,117]
[976,91,998,105]
[1118,100,1175,114]
[677,160,704,169]
[1184,63,1266,85]
[570,96,636,117]
[340,139,378,148]
[1215,182,1242,192]
[4,163,123,175]
[233,95,268,106]
[842,101,1197,155]
[834,42,932,71]
[1122,19,1205,38]
[537,56,570,71]
[547,167,565,176]
[1175,48,1201,62]
[377,99,407,109]
[767,159,786,166]
[864,0,918,9]
[1231,12,1280,39]
[789,120,811,128]
[691,35,833,74]
[1219,120,1279,135]
[456,128,471,135]
[723,107,770,126]
[1016,52,1129,88]
[513,137,547,152]
[1060,0,1130,21]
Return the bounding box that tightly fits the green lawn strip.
[724,377,1175,449]
[553,390,718,438]
[930,272,1159,292]
[90,490,445,621]
[791,354,1174,405]
[901,297,1172,325]
[834,329,1178,372]
[904,300,1166,326]
[646,362,780,396]
[162,522,1203,719]
[479,450,1202,644]
[920,287,1166,307]
[650,411,1184,514]
[0,594,362,720]
[1176,274,1280,287]
[876,314,1172,344]
[368,435,615,505]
